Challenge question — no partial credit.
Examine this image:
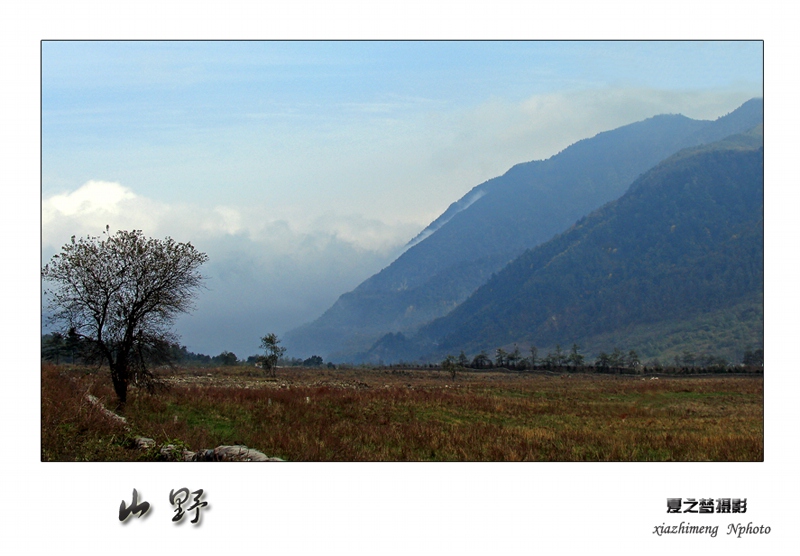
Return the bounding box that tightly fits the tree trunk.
[110,360,129,409]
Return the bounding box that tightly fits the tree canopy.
[42,228,208,406]
[259,333,286,377]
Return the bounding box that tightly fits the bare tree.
[495,348,508,368]
[42,228,208,408]
[441,354,459,380]
[259,333,286,377]
[568,343,584,367]
[529,346,538,368]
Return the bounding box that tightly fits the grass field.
[41,363,763,462]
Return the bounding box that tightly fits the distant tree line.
[42,333,334,370]
[42,332,236,367]
[42,333,761,375]
[439,343,763,375]
[268,354,330,367]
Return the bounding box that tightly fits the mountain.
[284,99,763,361]
[404,126,764,364]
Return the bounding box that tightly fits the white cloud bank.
[42,180,417,253]
[42,180,418,357]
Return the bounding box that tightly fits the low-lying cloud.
[42,180,418,358]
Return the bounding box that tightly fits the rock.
[86,394,130,429]
[81,386,283,461]
[160,444,195,461]
[134,437,156,449]
[190,445,284,462]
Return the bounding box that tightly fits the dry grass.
[41,364,763,461]
[41,363,134,461]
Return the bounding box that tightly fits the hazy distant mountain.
[403,126,764,364]
[284,99,763,361]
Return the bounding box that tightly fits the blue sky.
[41,40,763,358]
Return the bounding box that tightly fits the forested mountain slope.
[285,99,763,361]
[409,127,764,363]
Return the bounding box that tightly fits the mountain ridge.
[402,127,764,363]
[284,98,764,361]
